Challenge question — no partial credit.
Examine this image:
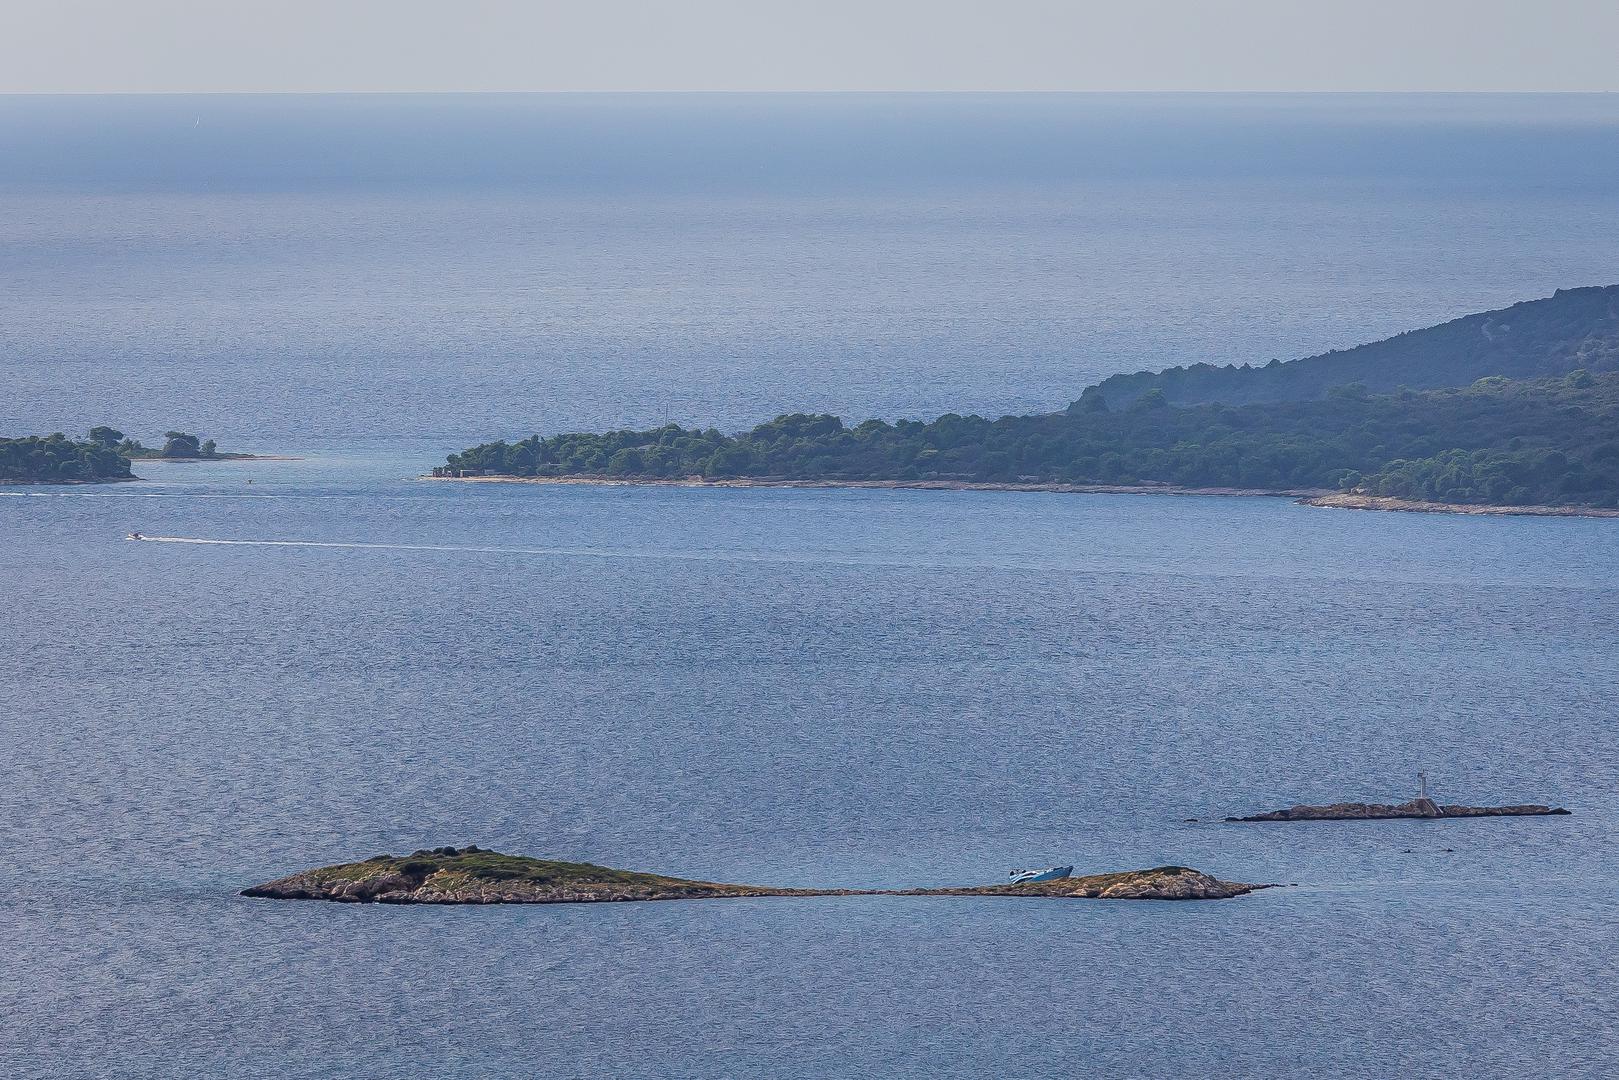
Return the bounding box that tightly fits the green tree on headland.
[112,431,221,459]
[1084,285,1619,409]
[161,431,203,458]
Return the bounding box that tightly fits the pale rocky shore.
[0,476,139,487]
[243,849,1266,905]
[422,473,1326,499]
[423,474,1617,518]
[1302,492,1619,518]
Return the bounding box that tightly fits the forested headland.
[1085,285,1619,409]
[435,287,1619,511]
[436,371,1619,509]
[0,428,228,484]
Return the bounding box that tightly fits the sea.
[3,94,1618,1078]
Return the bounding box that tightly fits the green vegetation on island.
[240,846,768,903]
[1087,284,1619,409]
[436,287,1619,511]
[242,847,1264,904]
[436,370,1619,509]
[111,428,222,460]
[1,432,135,484]
[90,426,243,461]
[1,428,245,484]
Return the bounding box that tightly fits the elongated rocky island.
[242,847,1265,904]
[1227,797,1569,822]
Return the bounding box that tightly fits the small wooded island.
[242,847,1266,904]
[434,286,1619,513]
[0,427,251,484]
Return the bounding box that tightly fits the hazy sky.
[5,0,1617,94]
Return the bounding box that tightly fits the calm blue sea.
[3,94,1619,1078]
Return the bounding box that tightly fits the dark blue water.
[4,95,1619,1078]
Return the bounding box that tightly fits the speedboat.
[1008,865,1073,884]
[125,532,144,541]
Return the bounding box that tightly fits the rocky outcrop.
[907,866,1265,901]
[242,848,1265,905]
[1227,798,1570,822]
[1302,493,1619,518]
[1431,803,1572,818]
[240,847,834,905]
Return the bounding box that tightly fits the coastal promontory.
[242,848,1265,904]
[431,288,1619,514]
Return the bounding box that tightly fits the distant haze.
[3,0,1618,93]
[4,92,1618,445]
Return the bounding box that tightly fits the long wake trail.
[0,491,378,500]
[126,534,971,572]
[134,535,703,562]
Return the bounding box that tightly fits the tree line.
[436,371,1619,509]
[1087,285,1619,409]
[0,428,220,483]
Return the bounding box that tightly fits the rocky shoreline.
[900,866,1267,901]
[1301,492,1619,518]
[1227,797,1571,822]
[0,475,140,487]
[242,848,1265,905]
[0,453,297,487]
[422,474,1617,518]
[422,473,1328,499]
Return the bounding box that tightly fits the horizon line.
[2,89,1617,98]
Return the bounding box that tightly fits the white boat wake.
[120,534,963,571]
[131,535,695,561]
[0,491,365,500]
[122,534,891,568]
